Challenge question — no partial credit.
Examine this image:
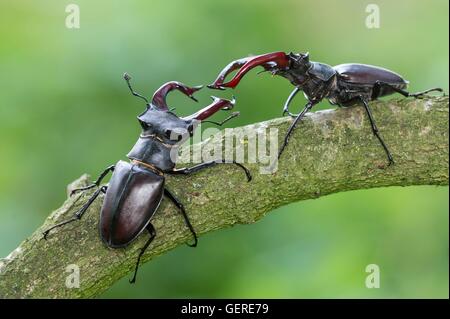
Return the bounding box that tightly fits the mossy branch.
[0,96,448,298]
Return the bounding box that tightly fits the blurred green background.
[0,0,448,298]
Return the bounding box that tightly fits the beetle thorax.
[277,53,312,87]
[127,108,193,172]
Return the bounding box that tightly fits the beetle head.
[287,52,311,74]
[135,81,235,146]
[137,108,193,145]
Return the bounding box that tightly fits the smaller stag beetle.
[208,51,443,164]
[43,74,251,283]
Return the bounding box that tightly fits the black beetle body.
[209,51,443,164]
[100,160,164,248]
[44,76,251,283]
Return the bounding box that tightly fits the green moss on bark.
[0,96,448,298]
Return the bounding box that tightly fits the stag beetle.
[208,51,443,164]
[43,74,251,283]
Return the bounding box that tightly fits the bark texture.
[0,96,448,298]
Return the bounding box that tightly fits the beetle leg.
[164,188,197,247]
[201,111,240,127]
[43,186,107,240]
[372,81,443,100]
[129,223,156,284]
[408,87,444,98]
[282,87,301,117]
[70,165,115,197]
[208,52,290,89]
[278,100,319,159]
[169,160,252,182]
[358,97,395,166]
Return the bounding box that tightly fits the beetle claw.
[209,52,290,89]
[70,189,79,197]
[186,237,198,247]
[151,82,203,111]
[207,84,226,90]
[183,96,236,122]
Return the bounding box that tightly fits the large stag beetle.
[43,75,251,283]
[208,51,442,164]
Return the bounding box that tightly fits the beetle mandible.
[208,51,443,164]
[43,74,252,283]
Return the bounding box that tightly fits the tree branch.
[0,96,448,298]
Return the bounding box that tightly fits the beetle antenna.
[123,73,150,105]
